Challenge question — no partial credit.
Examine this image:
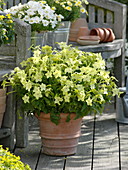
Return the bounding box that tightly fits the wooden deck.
[14,103,128,170]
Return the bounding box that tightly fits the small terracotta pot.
[69,18,88,42]
[106,28,115,42]
[90,28,105,42]
[102,28,110,42]
[35,112,82,156]
[77,27,90,38]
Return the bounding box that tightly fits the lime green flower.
[33,86,42,99]
[0,145,31,169]
[86,97,93,106]
[64,93,71,102]
[54,95,63,105]
[22,94,29,103]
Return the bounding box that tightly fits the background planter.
[31,31,47,48]
[0,88,6,128]
[36,112,82,156]
[47,21,71,49]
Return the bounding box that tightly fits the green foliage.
[0,145,31,170]
[2,43,121,124]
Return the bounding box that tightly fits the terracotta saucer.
[78,35,100,41]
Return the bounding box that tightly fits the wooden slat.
[37,154,65,170]
[14,124,42,170]
[65,115,94,169]
[119,124,128,170]
[88,5,95,23]
[0,45,16,56]
[98,8,104,23]
[93,113,119,169]
[106,11,113,24]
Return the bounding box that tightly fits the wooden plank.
[0,45,16,56]
[65,115,94,169]
[106,11,113,24]
[0,128,11,139]
[37,154,65,170]
[14,121,42,170]
[97,8,104,24]
[93,112,119,169]
[88,5,95,23]
[0,86,15,150]
[119,124,128,170]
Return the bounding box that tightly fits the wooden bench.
[0,19,31,150]
[0,0,127,149]
[79,0,127,87]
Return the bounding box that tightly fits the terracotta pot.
[69,18,88,42]
[77,27,90,38]
[90,28,105,42]
[90,28,115,43]
[0,88,6,127]
[35,112,82,156]
[102,28,110,42]
[106,28,115,42]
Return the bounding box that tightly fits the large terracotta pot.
[0,88,6,127]
[35,112,82,156]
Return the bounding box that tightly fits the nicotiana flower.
[2,43,121,125]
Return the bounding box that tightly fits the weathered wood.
[38,154,65,170]
[0,19,31,150]
[0,86,15,151]
[65,116,94,170]
[14,125,41,170]
[0,128,11,139]
[0,45,16,56]
[14,18,31,66]
[87,0,127,39]
[119,124,128,170]
[93,113,119,169]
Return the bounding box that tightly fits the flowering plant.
[2,43,120,124]
[4,1,64,32]
[0,13,14,46]
[0,145,31,170]
[35,0,88,21]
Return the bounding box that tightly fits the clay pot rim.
[35,112,78,119]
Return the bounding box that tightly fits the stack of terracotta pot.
[89,28,115,43]
[69,18,115,45]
